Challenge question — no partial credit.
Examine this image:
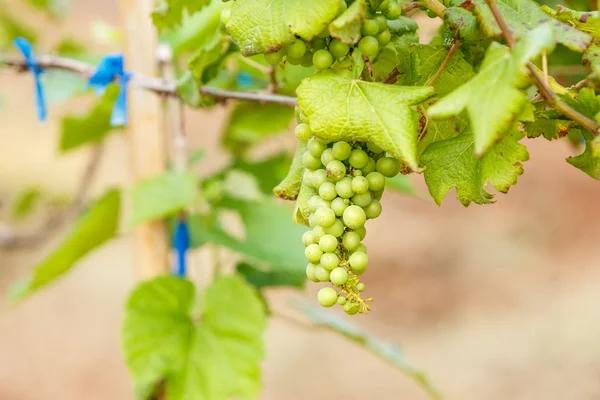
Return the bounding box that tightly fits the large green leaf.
[567,136,600,180]
[226,0,341,56]
[428,25,555,155]
[12,189,120,300]
[152,0,210,31]
[328,0,367,44]
[130,171,197,226]
[420,129,529,206]
[297,75,435,171]
[123,275,266,400]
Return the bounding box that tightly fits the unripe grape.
[312,225,326,241]
[305,244,323,263]
[332,141,352,160]
[324,218,345,237]
[318,287,338,307]
[319,182,337,201]
[321,148,336,166]
[351,176,370,194]
[306,263,319,282]
[426,9,437,18]
[343,205,366,229]
[361,157,376,175]
[376,29,391,47]
[349,149,369,169]
[326,160,346,182]
[303,169,314,186]
[303,151,322,170]
[320,252,340,271]
[338,69,353,79]
[366,171,385,191]
[314,206,336,227]
[367,142,384,153]
[374,15,388,31]
[338,0,348,13]
[308,137,327,157]
[353,169,363,177]
[385,2,402,19]
[319,234,338,253]
[342,231,361,251]
[264,49,284,65]
[311,38,327,50]
[286,55,302,65]
[358,36,379,59]
[364,199,382,219]
[312,169,328,189]
[330,267,349,285]
[376,156,400,177]
[354,243,367,254]
[295,123,312,141]
[357,282,366,292]
[286,40,307,59]
[344,302,360,315]
[315,265,331,281]
[337,296,347,305]
[377,0,390,10]
[351,191,373,207]
[302,231,316,246]
[373,190,383,200]
[331,197,349,216]
[301,51,314,67]
[353,226,367,240]
[329,39,350,58]
[309,195,326,213]
[220,7,231,25]
[318,29,330,39]
[349,251,368,275]
[335,177,355,199]
[361,19,380,36]
[313,49,334,70]
[308,213,318,228]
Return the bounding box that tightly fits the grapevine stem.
[427,40,462,87]
[0,54,298,107]
[485,0,600,136]
[420,0,446,18]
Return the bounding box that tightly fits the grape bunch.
[295,123,400,315]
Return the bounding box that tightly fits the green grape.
[318,29,330,39]
[351,191,372,207]
[335,177,355,199]
[349,251,368,274]
[324,218,345,237]
[357,282,366,292]
[305,244,323,263]
[338,69,353,79]
[353,169,363,177]
[364,199,382,219]
[353,226,367,240]
[338,0,348,13]
[331,197,349,216]
[309,195,326,212]
[264,49,284,65]
[385,2,402,19]
[312,225,326,241]
[344,302,360,315]
[351,176,369,194]
[329,39,350,58]
[220,7,231,25]
[377,0,390,11]
[303,169,314,186]
[318,287,338,307]
[348,149,369,169]
[315,265,331,281]
[366,171,385,191]
[367,142,384,153]
[319,234,338,253]
[308,213,318,228]
[342,231,361,251]
[313,49,334,70]
[426,9,437,18]
[376,29,391,47]
[320,252,340,270]
[343,205,367,229]
[354,243,367,254]
[332,141,352,160]
[374,15,388,32]
[302,231,316,246]
[306,263,319,282]
[361,157,376,175]
[311,38,327,50]
[330,267,349,285]
[372,189,383,200]
[337,296,347,305]
[319,182,337,201]
[312,169,328,189]
[308,137,327,157]
[286,55,302,65]
[321,148,336,166]
[358,36,379,59]
[286,40,307,59]
[326,160,346,181]
[303,151,322,170]
[301,51,314,67]
[375,156,400,177]
[314,206,336,227]
[361,19,380,36]
[295,123,312,141]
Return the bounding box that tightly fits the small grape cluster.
[295,123,400,315]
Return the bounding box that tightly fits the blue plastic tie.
[14,38,46,122]
[173,218,190,277]
[87,54,131,126]
[236,71,254,89]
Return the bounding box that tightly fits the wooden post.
[119,0,170,279]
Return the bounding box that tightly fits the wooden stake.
[119,0,170,279]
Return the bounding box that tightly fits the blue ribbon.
[87,54,131,126]
[173,218,190,277]
[14,38,46,122]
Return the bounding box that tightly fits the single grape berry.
[344,302,360,315]
[286,56,302,66]
[301,51,314,67]
[320,252,340,271]
[332,141,352,160]
[351,191,373,208]
[318,287,338,307]
[302,231,316,246]
[308,137,327,157]
[330,267,349,286]
[319,182,337,201]
[342,231,361,251]
[321,148,336,166]
[306,263,318,282]
[376,156,400,177]
[357,282,366,292]
[324,218,345,237]
[349,251,368,275]
[372,189,383,200]
[355,244,368,254]
[376,29,391,47]
[286,40,307,59]
[311,169,328,189]
[314,206,336,227]
[264,49,284,65]
[364,199,382,219]
[326,160,347,182]
[349,149,369,169]
[353,169,363,177]
[354,226,367,240]
[385,3,402,19]
[361,19,380,36]
[367,142,384,153]
[319,234,338,253]
[315,265,331,282]
[361,157,376,175]
[374,15,388,32]
[308,195,326,213]
[343,205,367,229]
[331,197,349,216]
[366,171,385,192]
[377,0,390,11]
[312,225,326,241]
[351,176,370,194]
[335,177,355,199]
[295,123,312,141]
[311,38,327,50]
[313,49,334,70]
[303,151,322,170]
[337,296,347,305]
[329,39,350,58]
[305,244,323,263]
[358,36,379,59]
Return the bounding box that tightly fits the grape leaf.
[130,171,197,226]
[523,118,578,140]
[123,275,266,400]
[472,0,592,52]
[11,189,120,300]
[226,0,341,56]
[567,136,600,180]
[237,261,305,289]
[151,0,210,31]
[273,140,308,200]
[428,25,555,155]
[297,75,435,171]
[387,17,418,35]
[386,174,417,196]
[420,129,529,206]
[328,0,367,45]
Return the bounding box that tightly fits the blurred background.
[2,1,600,399]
